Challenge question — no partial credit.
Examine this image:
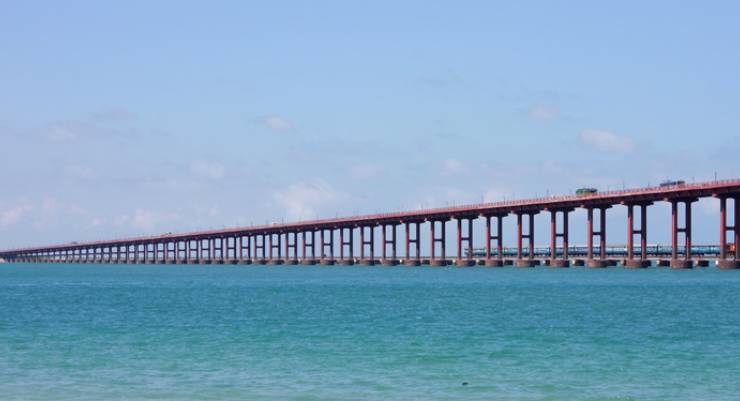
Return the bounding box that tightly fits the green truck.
[576,187,598,196]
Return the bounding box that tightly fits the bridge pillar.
[670,199,696,268]
[320,228,334,264]
[516,212,536,267]
[456,217,475,267]
[268,233,282,264]
[359,225,375,265]
[718,196,740,269]
[381,224,398,265]
[484,214,504,266]
[284,232,297,264]
[625,203,651,268]
[587,206,610,268]
[301,230,316,264]
[404,222,421,265]
[244,235,251,262]
[429,219,447,266]
[338,227,353,264]
[548,209,571,267]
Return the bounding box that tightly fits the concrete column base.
[717,260,740,269]
[239,259,252,265]
[670,259,693,269]
[455,259,476,267]
[320,259,336,265]
[267,259,284,265]
[359,259,375,266]
[516,259,536,268]
[587,259,608,268]
[429,259,448,267]
[404,259,421,266]
[256,259,268,265]
[302,259,317,265]
[381,259,399,266]
[285,259,299,265]
[484,259,504,267]
[624,259,651,268]
[549,259,570,268]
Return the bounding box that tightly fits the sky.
[1,1,739,251]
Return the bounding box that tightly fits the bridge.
[1,179,738,269]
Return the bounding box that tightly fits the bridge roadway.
[1,179,739,269]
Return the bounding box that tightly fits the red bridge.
[1,179,739,269]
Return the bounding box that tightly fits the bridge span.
[1,179,739,269]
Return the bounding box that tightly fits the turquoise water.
[1,264,739,401]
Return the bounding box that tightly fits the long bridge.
[1,179,738,269]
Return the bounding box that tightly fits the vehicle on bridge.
[660,179,685,187]
[576,187,598,196]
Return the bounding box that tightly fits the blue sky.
[1,1,739,249]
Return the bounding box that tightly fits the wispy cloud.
[273,180,346,221]
[0,203,33,227]
[46,122,83,142]
[580,129,634,152]
[190,161,225,180]
[262,115,294,132]
[442,159,468,175]
[113,208,178,232]
[527,104,560,121]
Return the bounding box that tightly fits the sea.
[1,263,739,401]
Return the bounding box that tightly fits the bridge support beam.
[718,196,740,269]
[484,214,504,267]
[429,219,447,266]
[301,230,316,264]
[516,212,537,267]
[381,224,398,265]
[548,209,571,267]
[359,226,374,265]
[320,228,335,264]
[670,199,697,268]
[587,206,610,268]
[455,217,475,267]
[625,202,652,268]
[404,222,421,265]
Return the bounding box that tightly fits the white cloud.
[131,208,177,231]
[273,180,345,221]
[580,129,635,152]
[190,161,225,179]
[263,116,294,132]
[0,203,33,227]
[47,123,81,142]
[442,159,468,175]
[527,104,559,121]
[483,188,512,203]
[89,217,106,227]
